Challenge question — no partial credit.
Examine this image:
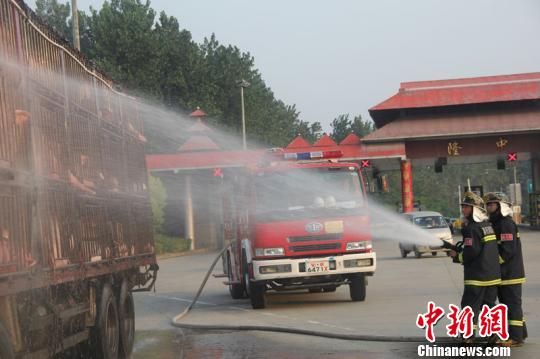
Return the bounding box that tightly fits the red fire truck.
[221,150,376,309]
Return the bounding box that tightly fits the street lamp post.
[71,0,80,50]
[237,79,250,150]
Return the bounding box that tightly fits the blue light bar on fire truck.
[283,150,343,160]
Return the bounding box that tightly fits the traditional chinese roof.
[188,118,213,132]
[339,133,361,145]
[370,72,540,128]
[178,135,220,152]
[313,134,337,147]
[362,109,540,143]
[147,150,264,170]
[189,108,207,117]
[178,111,217,151]
[286,135,312,149]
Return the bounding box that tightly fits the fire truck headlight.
[259,264,292,274]
[346,241,372,251]
[344,258,373,268]
[255,247,285,257]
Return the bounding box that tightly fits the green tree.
[291,118,322,144]
[35,0,71,40]
[86,0,159,94]
[330,114,374,143]
[149,174,167,233]
[35,0,91,51]
[351,115,374,137]
[32,0,322,148]
[153,12,201,109]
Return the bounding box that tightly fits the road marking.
[307,320,320,324]
[150,293,217,306]
[227,306,251,312]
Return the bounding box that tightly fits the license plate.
[306,260,329,273]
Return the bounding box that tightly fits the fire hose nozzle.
[440,239,463,263]
[440,239,456,251]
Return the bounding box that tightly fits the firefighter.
[450,191,501,342]
[484,192,526,347]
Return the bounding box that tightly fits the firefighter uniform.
[484,192,526,345]
[457,192,501,338]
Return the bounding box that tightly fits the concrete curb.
[156,248,218,260]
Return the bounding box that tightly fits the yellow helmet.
[461,191,485,209]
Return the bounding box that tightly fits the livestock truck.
[0,1,157,357]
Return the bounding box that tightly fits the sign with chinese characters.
[496,137,508,150]
[447,142,462,156]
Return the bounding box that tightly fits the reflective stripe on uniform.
[498,255,505,264]
[509,320,524,327]
[464,279,501,286]
[482,235,497,243]
[458,252,464,263]
[500,278,526,285]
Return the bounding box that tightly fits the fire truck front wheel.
[0,320,15,359]
[349,274,366,302]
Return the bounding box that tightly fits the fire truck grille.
[288,233,342,243]
[289,243,342,252]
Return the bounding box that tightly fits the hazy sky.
[28,0,540,131]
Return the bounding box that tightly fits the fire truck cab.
[221,150,376,309]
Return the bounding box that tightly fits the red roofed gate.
[147,111,406,249]
[366,72,540,223]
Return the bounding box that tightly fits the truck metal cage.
[0,0,156,292]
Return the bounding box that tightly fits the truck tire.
[118,280,135,358]
[242,250,266,309]
[400,247,408,258]
[249,282,266,309]
[228,254,244,299]
[93,283,120,359]
[0,321,15,359]
[349,275,366,302]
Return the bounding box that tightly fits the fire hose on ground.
[170,242,458,343]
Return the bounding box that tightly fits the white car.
[399,211,454,258]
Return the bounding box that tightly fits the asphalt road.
[132,228,540,358]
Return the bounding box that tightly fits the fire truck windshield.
[255,167,364,219]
